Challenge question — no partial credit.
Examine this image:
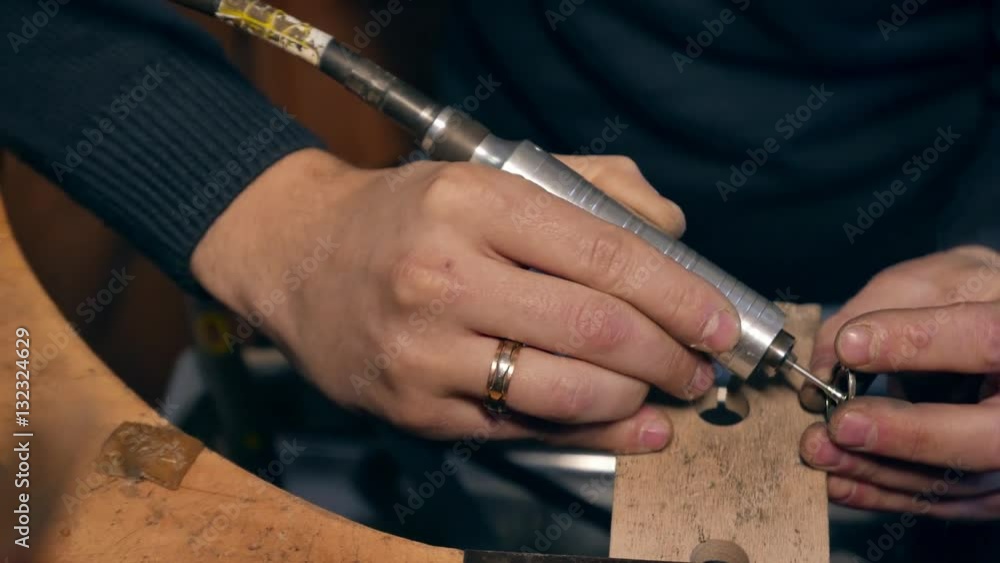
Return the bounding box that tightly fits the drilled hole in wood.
[695,385,749,426]
[690,539,750,563]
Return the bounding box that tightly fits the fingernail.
[689,364,716,398]
[834,411,876,449]
[838,325,875,365]
[639,420,671,450]
[827,477,856,502]
[811,439,844,468]
[701,309,741,352]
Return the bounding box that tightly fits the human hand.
[193,149,741,453]
[798,246,1000,518]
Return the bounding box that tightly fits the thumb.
[555,155,687,238]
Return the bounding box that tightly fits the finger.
[803,294,930,412]
[537,404,674,454]
[442,401,673,454]
[810,286,935,375]
[834,302,1000,374]
[458,260,713,399]
[800,423,1000,497]
[482,173,740,354]
[827,476,1000,520]
[802,272,971,412]
[827,397,1000,472]
[800,309,855,412]
[448,334,653,424]
[555,155,686,237]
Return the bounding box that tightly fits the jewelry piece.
[484,339,524,414]
[825,363,857,422]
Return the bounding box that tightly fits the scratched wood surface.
[0,197,462,563]
[610,304,828,563]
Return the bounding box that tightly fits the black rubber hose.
[168,0,221,16]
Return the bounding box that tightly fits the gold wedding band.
[484,339,524,414]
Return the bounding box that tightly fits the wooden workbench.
[0,197,463,563]
[0,195,826,562]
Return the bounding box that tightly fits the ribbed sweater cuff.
[49,53,324,294]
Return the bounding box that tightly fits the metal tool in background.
[169,0,854,406]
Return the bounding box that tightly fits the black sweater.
[0,0,323,292]
[437,1,1000,301]
[2,1,997,301]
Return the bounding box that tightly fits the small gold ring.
[484,339,523,414]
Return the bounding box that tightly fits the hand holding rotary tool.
[176,0,854,410]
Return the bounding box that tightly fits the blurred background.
[1,1,995,561]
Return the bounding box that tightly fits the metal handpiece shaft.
[172,0,805,383]
[466,138,787,379]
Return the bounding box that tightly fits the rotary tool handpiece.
[171,0,838,395]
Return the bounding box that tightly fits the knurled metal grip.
[469,136,787,380]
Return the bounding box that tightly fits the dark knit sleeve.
[0,0,325,292]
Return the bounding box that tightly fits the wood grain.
[0,197,461,563]
[610,305,828,563]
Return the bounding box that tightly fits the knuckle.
[545,374,596,421]
[904,421,932,463]
[388,396,451,438]
[424,164,505,217]
[581,230,635,289]
[423,165,476,213]
[657,281,705,332]
[606,155,640,173]
[398,159,438,178]
[658,343,697,392]
[390,341,425,379]
[851,458,880,484]
[566,296,632,352]
[660,202,687,237]
[388,249,460,308]
[985,418,1000,470]
[975,306,1000,372]
[623,381,650,414]
[953,244,998,261]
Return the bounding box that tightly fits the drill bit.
[785,359,847,403]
